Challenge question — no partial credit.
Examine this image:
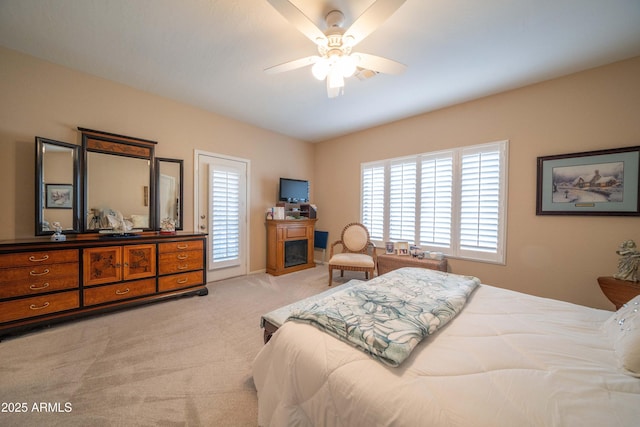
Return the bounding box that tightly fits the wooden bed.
[253,268,640,427]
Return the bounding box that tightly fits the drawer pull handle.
[115,288,130,295]
[177,278,188,284]
[177,264,189,270]
[30,302,50,310]
[177,254,188,260]
[29,255,50,262]
[177,244,189,250]
[30,268,50,276]
[29,282,50,290]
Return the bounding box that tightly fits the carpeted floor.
[0,266,361,427]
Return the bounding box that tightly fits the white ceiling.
[1,0,639,142]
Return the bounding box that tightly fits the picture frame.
[45,184,73,209]
[385,242,395,254]
[395,241,409,256]
[536,146,640,216]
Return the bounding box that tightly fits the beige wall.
[0,46,314,273]
[2,45,639,308]
[314,56,640,310]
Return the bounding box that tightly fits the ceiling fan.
[265,0,407,98]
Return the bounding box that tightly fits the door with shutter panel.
[195,151,248,281]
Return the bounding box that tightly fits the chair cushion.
[329,253,375,268]
[342,225,369,252]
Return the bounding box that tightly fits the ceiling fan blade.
[267,0,327,44]
[343,0,406,47]
[264,56,319,74]
[354,53,406,75]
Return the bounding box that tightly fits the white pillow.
[605,295,640,377]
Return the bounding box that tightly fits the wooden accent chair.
[328,222,377,286]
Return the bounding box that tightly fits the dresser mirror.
[34,129,186,235]
[85,151,153,231]
[80,128,156,233]
[156,158,183,230]
[35,137,81,235]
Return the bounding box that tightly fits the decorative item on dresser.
[614,239,640,282]
[598,239,640,309]
[377,252,448,276]
[0,232,207,338]
[598,276,640,309]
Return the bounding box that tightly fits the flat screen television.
[279,178,309,203]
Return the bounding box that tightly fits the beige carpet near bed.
[0,266,359,427]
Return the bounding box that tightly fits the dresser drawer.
[83,278,156,307]
[158,251,204,275]
[0,274,79,299]
[158,240,204,254]
[0,262,79,286]
[158,271,204,292]
[0,249,79,269]
[0,291,80,323]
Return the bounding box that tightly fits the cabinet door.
[123,244,156,280]
[84,246,122,286]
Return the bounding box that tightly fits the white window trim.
[361,140,508,265]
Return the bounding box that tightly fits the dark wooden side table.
[597,276,640,309]
[377,253,448,276]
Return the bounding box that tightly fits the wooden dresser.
[0,232,207,337]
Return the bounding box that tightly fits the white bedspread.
[253,284,640,427]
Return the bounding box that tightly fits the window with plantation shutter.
[210,167,240,266]
[361,141,507,264]
[459,146,502,256]
[361,165,385,241]
[389,160,417,242]
[420,153,453,248]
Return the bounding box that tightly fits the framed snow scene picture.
[536,146,640,216]
[45,183,73,209]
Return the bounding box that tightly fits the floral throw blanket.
[287,267,480,367]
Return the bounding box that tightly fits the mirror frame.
[35,137,81,236]
[79,128,157,233]
[156,157,184,231]
[34,129,189,236]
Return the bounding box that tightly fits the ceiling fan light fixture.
[340,55,357,78]
[342,34,355,48]
[265,0,408,98]
[311,58,329,80]
[327,67,344,89]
